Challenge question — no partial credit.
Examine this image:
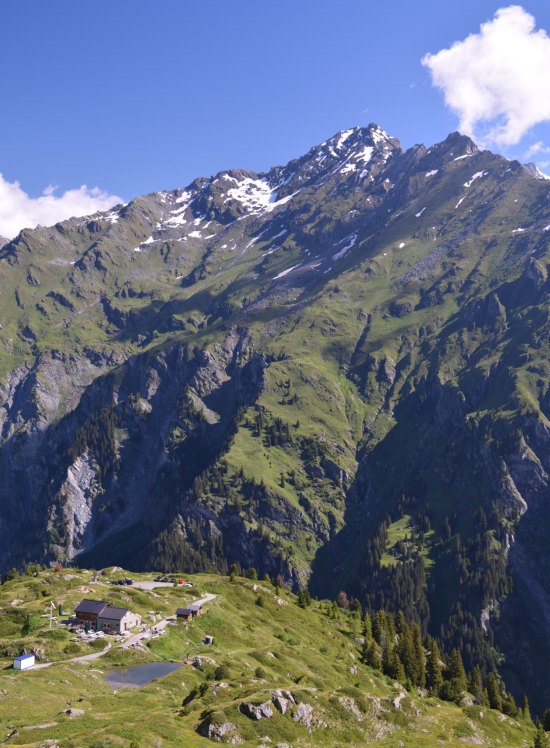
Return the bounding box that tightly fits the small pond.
[105,661,184,688]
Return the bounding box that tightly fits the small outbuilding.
[13,654,35,671]
[176,603,202,621]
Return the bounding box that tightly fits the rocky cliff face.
[1,125,550,707]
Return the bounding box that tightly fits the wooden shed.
[176,603,202,621]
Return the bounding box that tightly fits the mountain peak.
[321,123,400,155]
[524,161,550,180]
[431,131,479,159]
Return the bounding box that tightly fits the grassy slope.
[0,567,534,747]
[1,142,550,712]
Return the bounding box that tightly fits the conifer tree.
[468,665,483,704]
[502,693,517,717]
[438,648,467,703]
[363,639,380,670]
[395,623,416,684]
[395,610,407,636]
[446,648,467,692]
[486,672,502,711]
[534,725,549,748]
[520,695,532,723]
[382,639,405,681]
[411,623,426,688]
[363,612,372,641]
[425,635,443,694]
[373,610,387,646]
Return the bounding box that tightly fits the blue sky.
[1,1,550,236]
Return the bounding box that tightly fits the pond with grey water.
[105,661,184,687]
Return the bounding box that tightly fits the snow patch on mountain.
[336,129,355,149]
[225,177,273,212]
[464,171,487,188]
[274,263,301,280]
[332,233,358,261]
[370,125,392,145]
[222,177,300,215]
[341,163,357,175]
[103,209,121,224]
[132,235,157,252]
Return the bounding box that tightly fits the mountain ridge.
[1,124,550,710]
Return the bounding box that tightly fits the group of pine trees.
[357,607,527,717]
[354,497,513,683]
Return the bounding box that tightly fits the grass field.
[0,567,535,747]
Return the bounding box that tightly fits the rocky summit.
[1,124,550,708]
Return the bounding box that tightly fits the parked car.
[183,582,193,587]
[123,578,133,585]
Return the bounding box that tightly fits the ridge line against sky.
[1,1,550,238]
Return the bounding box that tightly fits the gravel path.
[120,593,216,649]
[25,593,218,666]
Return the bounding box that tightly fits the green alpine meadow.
[2,124,550,740]
[0,566,538,746]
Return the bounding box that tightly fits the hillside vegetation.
[1,125,550,710]
[0,566,536,747]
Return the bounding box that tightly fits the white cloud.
[422,6,550,147]
[523,140,550,160]
[0,174,123,239]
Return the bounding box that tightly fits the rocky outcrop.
[270,689,296,715]
[2,124,550,714]
[338,696,363,721]
[239,701,274,720]
[197,717,242,743]
[292,702,327,732]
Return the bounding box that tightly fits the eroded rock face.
[271,695,290,715]
[239,701,274,720]
[338,696,363,721]
[292,702,327,732]
[0,331,286,573]
[197,718,242,744]
[3,124,550,714]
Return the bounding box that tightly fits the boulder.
[239,701,274,720]
[198,719,242,743]
[292,702,327,732]
[65,708,85,719]
[272,695,289,714]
